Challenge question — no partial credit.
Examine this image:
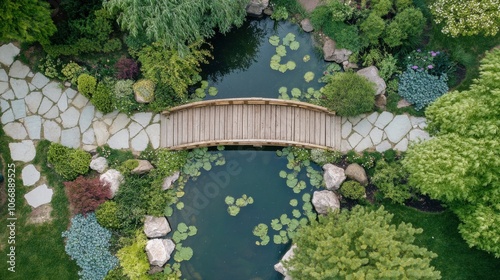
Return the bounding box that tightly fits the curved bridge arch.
[160,98,342,150]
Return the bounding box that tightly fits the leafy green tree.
[0,0,56,44]
[104,0,247,51]
[285,206,441,279]
[431,0,500,37]
[319,72,375,116]
[116,231,149,280]
[403,49,500,257]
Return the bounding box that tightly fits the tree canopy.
[0,0,56,44]
[403,49,500,257]
[285,206,441,279]
[431,0,500,37]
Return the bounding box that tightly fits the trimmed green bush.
[132,79,155,103]
[372,159,412,204]
[92,82,114,113]
[398,67,449,110]
[61,62,84,84]
[47,143,91,180]
[96,201,121,230]
[116,231,150,280]
[77,74,97,99]
[340,181,366,200]
[320,72,375,116]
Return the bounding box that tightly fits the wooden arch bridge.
[160,98,342,150]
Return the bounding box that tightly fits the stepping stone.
[341,121,352,138]
[44,106,59,119]
[366,112,379,124]
[0,43,20,66]
[374,111,394,129]
[10,78,29,99]
[131,112,153,127]
[352,118,372,137]
[79,105,95,132]
[384,115,412,143]
[1,108,14,124]
[348,132,362,148]
[375,140,392,152]
[152,114,160,123]
[42,82,62,102]
[410,116,427,128]
[72,93,89,109]
[37,97,53,115]
[93,121,110,146]
[22,164,40,186]
[0,69,8,81]
[0,99,9,112]
[82,128,95,145]
[57,94,68,111]
[0,81,9,94]
[409,129,430,142]
[394,138,408,151]
[61,127,81,148]
[9,140,36,162]
[4,122,27,140]
[64,88,77,99]
[369,127,383,145]
[2,89,15,100]
[30,72,50,89]
[25,91,43,113]
[11,99,26,119]
[24,115,42,139]
[24,184,53,208]
[146,123,160,149]
[43,120,61,142]
[109,113,130,134]
[355,137,373,152]
[131,130,149,151]
[340,140,351,152]
[60,106,80,128]
[128,121,142,138]
[347,114,364,126]
[9,61,30,78]
[107,129,129,149]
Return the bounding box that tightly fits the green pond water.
[170,17,327,279]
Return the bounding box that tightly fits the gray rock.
[331,48,352,63]
[131,130,149,151]
[397,99,412,108]
[322,163,346,190]
[24,184,53,208]
[246,0,269,16]
[60,106,80,128]
[25,91,43,113]
[31,72,50,89]
[145,239,175,267]
[312,190,340,215]
[9,140,36,162]
[22,164,40,186]
[343,60,359,70]
[322,38,336,61]
[11,99,26,120]
[43,120,61,142]
[131,160,154,175]
[274,244,296,279]
[345,163,368,186]
[131,112,153,127]
[24,115,42,139]
[100,169,124,198]
[79,105,95,132]
[4,122,27,140]
[384,114,412,143]
[300,18,314,32]
[90,157,108,173]
[93,121,110,146]
[60,127,81,148]
[10,78,29,99]
[0,43,20,66]
[146,123,161,149]
[375,94,387,109]
[357,66,386,95]
[108,129,129,149]
[42,82,62,103]
[9,61,30,78]
[144,216,171,238]
[162,171,180,190]
[263,7,273,16]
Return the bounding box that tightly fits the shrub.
[96,201,121,230]
[37,55,64,79]
[320,72,375,116]
[61,62,84,84]
[116,231,150,280]
[382,7,425,48]
[118,159,139,174]
[153,149,189,178]
[404,49,456,78]
[115,57,140,80]
[340,181,366,200]
[77,74,97,98]
[323,21,363,52]
[92,82,115,113]
[62,213,118,280]
[372,159,412,204]
[132,79,155,103]
[310,149,342,166]
[113,79,143,114]
[47,143,91,180]
[97,145,135,168]
[398,67,449,110]
[65,176,111,215]
[271,6,289,21]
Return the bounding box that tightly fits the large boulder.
[300,18,314,32]
[246,0,269,16]
[274,244,297,279]
[162,171,180,190]
[375,94,387,109]
[144,216,171,238]
[145,239,175,267]
[312,190,340,214]
[322,38,336,61]
[331,49,352,64]
[322,164,346,190]
[90,157,108,173]
[100,169,123,198]
[345,163,368,186]
[356,66,386,96]
[131,160,154,175]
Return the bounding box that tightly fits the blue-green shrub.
[62,213,118,280]
[398,67,448,110]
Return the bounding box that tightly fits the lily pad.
[303,55,310,62]
[176,202,184,210]
[178,223,188,233]
[269,35,280,46]
[291,88,301,98]
[304,71,315,83]
[174,246,193,262]
[276,45,287,57]
[286,61,296,70]
[228,205,240,216]
[271,54,282,63]
[270,61,280,70]
[253,223,268,237]
[187,226,198,236]
[289,41,300,50]
[292,209,301,218]
[302,193,311,202]
[260,235,270,246]
[271,219,283,231]
[283,33,296,46]
[278,87,287,95]
[164,206,173,217]
[208,87,218,96]
[278,64,288,73]
[195,88,206,98]
[225,196,235,205]
[273,235,282,244]
[286,178,298,188]
[290,199,298,207]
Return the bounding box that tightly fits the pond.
[169,17,327,279]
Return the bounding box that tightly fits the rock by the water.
[322,38,336,61]
[375,94,387,109]
[300,19,314,32]
[397,98,412,108]
[274,244,297,279]
[145,239,175,267]
[312,190,340,215]
[357,66,386,96]
[162,171,180,190]
[144,216,171,238]
[345,163,368,186]
[322,163,346,190]
[131,160,154,174]
[90,157,108,173]
[246,0,269,16]
[331,49,352,63]
[100,169,123,198]
[343,60,359,70]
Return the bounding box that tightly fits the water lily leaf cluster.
[268,32,301,73]
[278,86,323,102]
[182,147,226,178]
[253,223,270,245]
[172,223,197,262]
[225,194,254,216]
[304,71,315,83]
[192,80,218,99]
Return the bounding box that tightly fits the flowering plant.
[404,49,455,77]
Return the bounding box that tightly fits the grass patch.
[383,203,500,280]
[0,137,78,279]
